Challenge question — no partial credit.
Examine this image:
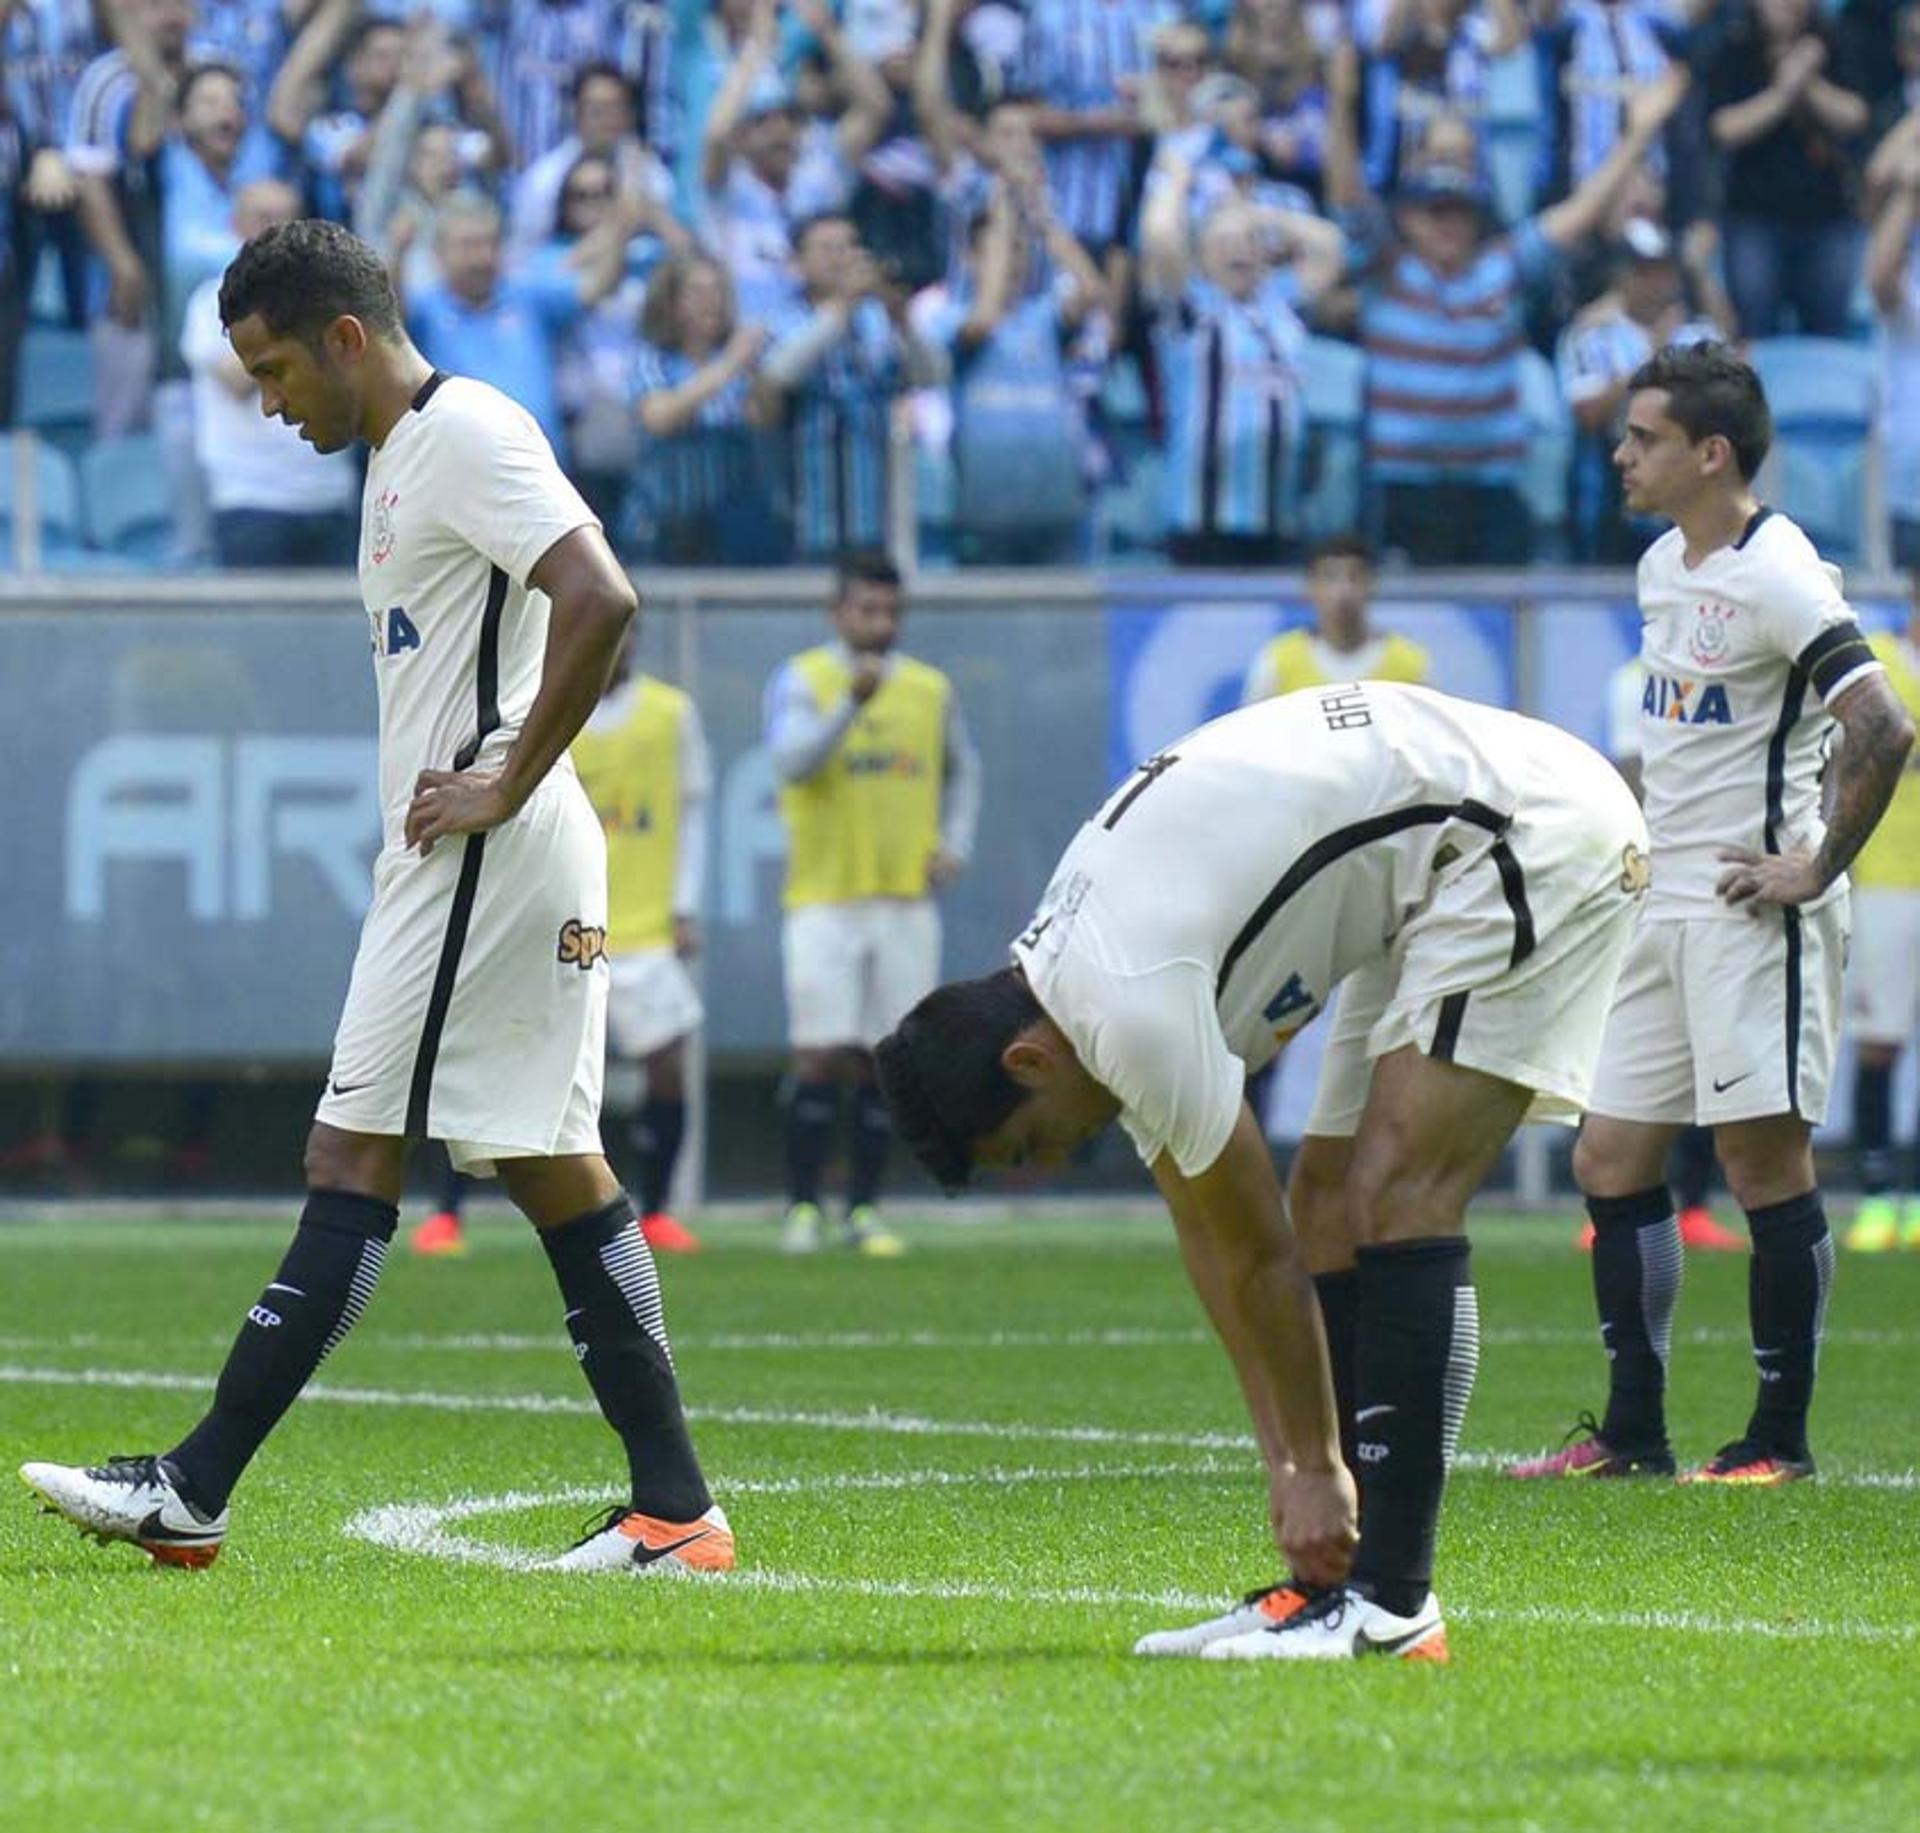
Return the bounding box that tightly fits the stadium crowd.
[3,0,1919,569]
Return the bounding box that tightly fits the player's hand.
[1715,845,1825,908]
[25,147,77,211]
[1624,61,1688,142]
[927,846,963,889]
[849,655,887,703]
[405,769,517,855]
[1275,1464,1358,1590]
[672,915,702,960]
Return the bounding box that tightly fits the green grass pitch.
[3,1209,1916,1831]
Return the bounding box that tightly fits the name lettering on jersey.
[369,488,400,565]
[556,919,607,970]
[1642,676,1732,726]
[1318,686,1372,731]
[1263,972,1321,1040]
[1688,600,1736,667]
[373,606,421,658]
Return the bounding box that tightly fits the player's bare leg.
[1290,1135,1362,1473]
[1684,1115,1829,1483]
[1508,1114,1689,1479]
[22,1123,409,1565]
[500,1153,733,1572]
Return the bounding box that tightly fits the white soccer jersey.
[1010,682,1641,1176]
[358,372,598,848]
[1634,509,1881,918]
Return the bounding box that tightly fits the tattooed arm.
[1719,672,1916,907]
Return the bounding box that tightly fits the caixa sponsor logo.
[65,735,381,922]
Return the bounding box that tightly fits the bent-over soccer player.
[21,221,731,1577]
[876,682,1650,1661]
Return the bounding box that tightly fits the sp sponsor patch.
[557,919,608,970]
[1620,843,1651,895]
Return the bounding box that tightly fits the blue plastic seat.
[81,434,175,563]
[0,432,87,566]
[1299,336,1366,540]
[15,325,93,433]
[1748,338,1876,564]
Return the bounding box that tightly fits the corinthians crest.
[1688,600,1734,666]
[369,488,400,564]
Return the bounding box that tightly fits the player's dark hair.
[1308,532,1374,569]
[570,59,633,108]
[219,217,403,347]
[874,968,1045,1189]
[836,549,902,597]
[1627,341,1772,481]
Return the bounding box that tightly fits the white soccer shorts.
[606,949,704,1061]
[1847,886,1920,1048]
[782,898,942,1051]
[316,773,608,1174]
[1307,758,1648,1137]
[1586,898,1849,1127]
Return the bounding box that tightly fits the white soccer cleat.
[781,1202,823,1255]
[20,1453,228,1568]
[1132,1583,1316,1657]
[547,1502,735,1574]
[1202,1586,1450,1663]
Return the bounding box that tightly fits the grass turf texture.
[3,1210,1916,1832]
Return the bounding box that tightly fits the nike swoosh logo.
[329,1079,371,1097]
[1355,1622,1437,1657]
[1711,1072,1755,1094]
[136,1508,218,1544]
[1354,1405,1396,1423]
[630,1529,708,1569]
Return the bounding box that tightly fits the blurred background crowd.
[4,0,1919,573]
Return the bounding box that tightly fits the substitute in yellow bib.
[570,634,713,1255]
[1845,593,1920,1252]
[764,552,982,1256]
[1240,534,1429,705]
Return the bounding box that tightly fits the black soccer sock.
[436,1153,469,1217]
[1743,1191,1833,1459]
[541,1193,711,1520]
[629,1096,686,1217]
[1855,1060,1894,1195]
[1672,1126,1716,1213]
[846,1080,893,1211]
[785,1078,840,1208]
[1589,1187,1683,1454]
[1311,1268,1361,1477]
[167,1189,397,1514]
[1349,1237,1478,1619]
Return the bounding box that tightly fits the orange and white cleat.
[1204,1586,1450,1663]
[1133,1582,1318,1657]
[1680,1440,1815,1486]
[408,1209,467,1257]
[1502,1414,1675,1479]
[20,1453,227,1568]
[548,1502,735,1574]
[640,1211,701,1255]
[1678,1206,1744,1252]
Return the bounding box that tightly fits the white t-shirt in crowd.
[1634,508,1880,918]
[179,280,359,515]
[358,372,598,846]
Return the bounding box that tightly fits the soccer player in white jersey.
[876,681,1652,1662]
[19,220,733,1577]
[1509,343,1915,1488]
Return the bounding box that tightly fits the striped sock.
[167,1189,397,1514]
[1349,1237,1477,1619]
[540,1193,711,1521]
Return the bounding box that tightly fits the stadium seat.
[1518,347,1571,558]
[81,434,175,563]
[1299,335,1366,541]
[1747,337,1876,565]
[0,432,86,566]
[15,325,93,436]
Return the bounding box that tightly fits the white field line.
[5,1360,1917,1491]
[4,1325,1918,1354]
[341,1484,1920,1646]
